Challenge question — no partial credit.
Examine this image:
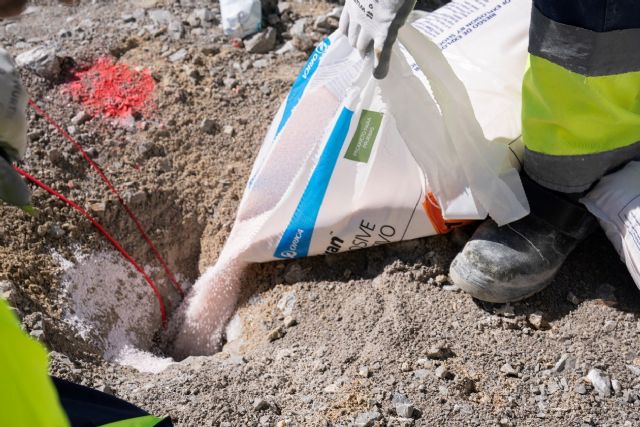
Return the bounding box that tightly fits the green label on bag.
[344,110,383,163]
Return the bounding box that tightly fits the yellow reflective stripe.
[0,299,70,427]
[100,415,165,427]
[523,55,640,156]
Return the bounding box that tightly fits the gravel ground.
[2,1,640,426]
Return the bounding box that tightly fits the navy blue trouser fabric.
[53,377,173,427]
[534,0,640,31]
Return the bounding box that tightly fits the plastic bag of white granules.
[582,161,640,289]
[220,0,262,38]
[171,0,532,357]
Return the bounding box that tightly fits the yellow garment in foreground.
[0,298,70,427]
[523,55,640,156]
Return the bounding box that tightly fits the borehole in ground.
[51,187,209,372]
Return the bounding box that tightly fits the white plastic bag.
[220,0,262,39]
[582,161,640,289]
[172,0,533,356]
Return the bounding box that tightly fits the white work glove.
[0,47,30,209]
[0,47,27,162]
[339,0,416,79]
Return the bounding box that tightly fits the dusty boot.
[449,175,597,303]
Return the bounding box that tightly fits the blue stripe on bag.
[274,107,354,259]
[275,38,332,137]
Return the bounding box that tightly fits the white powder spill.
[54,249,182,373]
[225,312,243,342]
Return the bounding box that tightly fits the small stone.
[89,202,107,214]
[194,8,214,22]
[434,274,448,285]
[552,353,576,373]
[223,125,235,136]
[168,48,188,63]
[626,364,640,377]
[603,320,617,332]
[277,292,296,316]
[623,390,636,403]
[15,46,61,80]
[392,392,409,405]
[278,2,291,14]
[358,366,370,378]
[435,365,454,380]
[291,34,314,53]
[354,411,381,427]
[244,27,277,54]
[97,384,114,395]
[395,403,414,418]
[442,284,460,292]
[413,369,429,380]
[200,118,218,135]
[253,398,270,411]
[30,329,45,340]
[283,316,297,328]
[401,361,412,372]
[267,327,285,342]
[587,368,612,397]
[547,382,560,394]
[276,421,286,427]
[500,363,519,377]
[426,343,452,360]
[611,379,622,394]
[574,383,587,395]
[276,41,296,56]
[71,111,91,125]
[289,18,307,37]
[494,303,515,317]
[527,313,550,330]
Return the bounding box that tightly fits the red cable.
[28,99,184,298]
[14,165,168,329]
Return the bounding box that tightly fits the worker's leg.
[523,0,640,192]
[450,0,640,302]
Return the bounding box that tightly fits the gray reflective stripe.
[524,141,640,193]
[529,6,640,77]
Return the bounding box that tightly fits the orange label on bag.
[423,192,475,234]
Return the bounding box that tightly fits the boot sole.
[449,257,558,304]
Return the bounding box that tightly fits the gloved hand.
[339,0,416,79]
[0,47,30,208]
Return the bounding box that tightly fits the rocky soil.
[1,1,640,426]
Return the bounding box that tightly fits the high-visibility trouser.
[523,0,640,193]
[0,298,169,427]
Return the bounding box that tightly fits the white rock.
[15,46,61,80]
[354,411,381,427]
[277,292,296,316]
[587,368,612,397]
[395,402,414,418]
[245,27,277,54]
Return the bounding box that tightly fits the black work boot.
[449,175,597,303]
